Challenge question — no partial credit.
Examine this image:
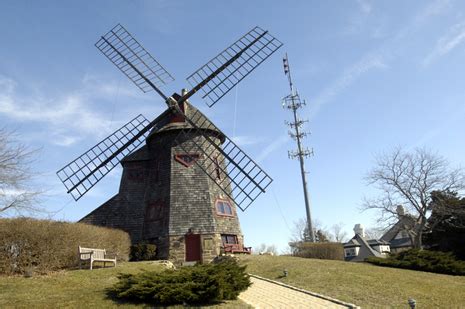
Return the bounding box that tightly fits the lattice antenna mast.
[282,53,315,242]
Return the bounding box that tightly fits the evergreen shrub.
[365,249,465,275]
[0,218,130,275]
[129,243,157,261]
[108,258,251,305]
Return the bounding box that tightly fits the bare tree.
[254,243,278,255]
[0,129,42,216]
[330,222,348,242]
[364,227,385,240]
[290,218,330,243]
[362,147,465,248]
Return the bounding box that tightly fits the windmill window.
[213,157,221,180]
[145,201,163,222]
[221,234,238,245]
[174,153,200,167]
[216,200,233,216]
[154,161,161,184]
[127,169,144,182]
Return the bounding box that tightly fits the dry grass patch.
[239,255,465,308]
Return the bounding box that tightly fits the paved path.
[238,275,358,309]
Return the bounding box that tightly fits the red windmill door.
[185,234,201,262]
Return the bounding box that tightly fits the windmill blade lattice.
[96,24,174,95]
[186,26,283,107]
[57,115,150,201]
[174,109,273,211]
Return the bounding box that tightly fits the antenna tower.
[282,53,315,242]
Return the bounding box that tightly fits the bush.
[291,242,344,260]
[366,249,465,275]
[129,243,157,261]
[109,257,251,305]
[0,218,130,275]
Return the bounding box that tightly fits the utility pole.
[282,53,315,242]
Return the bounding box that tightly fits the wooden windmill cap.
[146,92,226,143]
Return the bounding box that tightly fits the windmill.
[57,24,282,263]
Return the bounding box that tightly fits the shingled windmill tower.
[57,24,282,264]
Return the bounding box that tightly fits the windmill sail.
[58,24,281,207]
[57,114,151,200]
[175,108,273,211]
[96,24,174,99]
[185,26,283,107]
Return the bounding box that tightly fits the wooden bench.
[78,246,116,270]
[223,244,252,254]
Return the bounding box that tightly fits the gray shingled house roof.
[380,213,415,250]
[344,234,383,262]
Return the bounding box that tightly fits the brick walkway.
[238,275,359,309]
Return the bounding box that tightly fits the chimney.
[354,224,365,237]
[396,205,405,217]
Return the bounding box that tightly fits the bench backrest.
[79,246,106,260]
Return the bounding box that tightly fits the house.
[344,224,390,261]
[344,206,414,261]
[379,205,414,253]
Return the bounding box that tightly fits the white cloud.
[231,135,261,147]
[423,21,465,66]
[413,0,450,27]
[0,76,16,93]
[357,0,372,14]
[409,102,465,149]
[50,134,82,147]
[310,55,387,119]
[310,0,450,119]
[81,73,148,100]
[0,74,155,146]
[256,134,289,163]
[0,188,28,196]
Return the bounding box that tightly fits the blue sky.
[1,0,465,252]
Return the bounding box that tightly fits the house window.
[216,199,233,216]
[221,234,238,245]
[345,248,356,256]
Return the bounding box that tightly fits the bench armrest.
[79,251,94,256]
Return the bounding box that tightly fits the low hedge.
[130,243,157,261]
[365,249,465,276]
[0,218,130,275]
[291,242,344,260]
[108,257,251,306]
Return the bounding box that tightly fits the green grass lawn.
[3,256,465,308]
[239,255,465,308]
[0,262,249,308]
